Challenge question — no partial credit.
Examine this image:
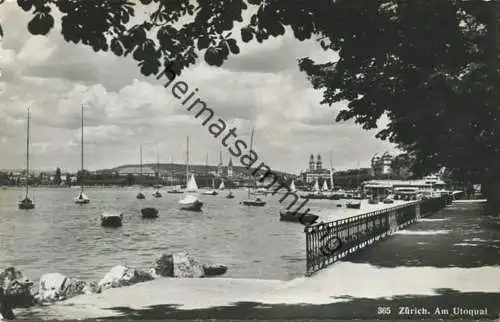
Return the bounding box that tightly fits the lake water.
[0,187,396,282]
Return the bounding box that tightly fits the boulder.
[172,252,205,278]
[82,281,100,295]
[35,273,87,303]
[151,254,174,277]
[151,252,204,278]
[202,264,228,277]
[98,265,153,291]
[0,267,34,308]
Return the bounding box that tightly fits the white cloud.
[0,1,399,173]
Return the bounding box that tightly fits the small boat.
[202,189,218,195]
[178,137,203,211]
[279,209,319,225]
[18,197,35,210]
[226,191,235,199]
[141,207,159,219]
[241,128,267,207]
[18,107,35,210]
[383,194,395,204]
[368,198,379,204]
[167,185,184,194]
[152,190,162,198]
[346,201,361,209]
[75,105,90,205]
[321,180,329,192]
[218,180,225,191]
[101,212,123,227]
[136,146,146,200]
[179,194,203,211]
[302,193,330,200]
[75,192,90,204]
[336,204,342,207]
[241,197,266,207]
[251,187,268,195]
[330,193,342,200]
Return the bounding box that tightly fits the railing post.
[388,209,397,234]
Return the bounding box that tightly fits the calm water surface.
[0,187,359,281]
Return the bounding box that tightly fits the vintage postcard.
[0,0,499,320]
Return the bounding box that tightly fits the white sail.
[290,180,296,193]
[322,180,329,191]
[185,174,198,192]
[218,180,225,190]
[313,178,320,192]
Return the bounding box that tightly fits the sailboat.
[289,179,296,193]
[202,178,218,195]
[18,107,35,210]
[152,151,162,198]
[302,178,328,199]
[346,161,361,209]
[75,105,90,204]
[241,128,266,207]
[136,145,145,199]
[225,182,234,198]
[312,179,320,193]
[202,154,218,195]
[179,137,203,211]
[321,180,329,192]
[218,179,225,191]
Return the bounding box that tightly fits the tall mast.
[80,105,84,193]
[357,160,360,188]
[156,148,159,178]
[248,127,255,199]
[140,145,143,177]
[186,136,190,185]
[25,107,30,198]
[329,150,333,190]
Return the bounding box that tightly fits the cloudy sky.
[0,2,399,174]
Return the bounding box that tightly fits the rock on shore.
[97,265,153,291]
[0,252,228,318]
[151,252,227,278]
[35,273,91,304]
[0,267,35,308]
[203,264,228,277]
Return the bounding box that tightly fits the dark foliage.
[1,0,499,191]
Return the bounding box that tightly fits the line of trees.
[2,1,497,206]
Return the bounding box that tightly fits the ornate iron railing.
[304,195,452,276]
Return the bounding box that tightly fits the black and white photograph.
[0,0,499,320]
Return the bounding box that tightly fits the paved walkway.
[16,201,500,320]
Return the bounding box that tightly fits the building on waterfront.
[300,154,332,184]
[361,175,446,198]
[116,165,156,176]
[371,152,393,176]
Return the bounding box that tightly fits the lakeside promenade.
[16,199,500,320]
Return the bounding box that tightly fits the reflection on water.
[0,187,368,281]
[0,187,292,281]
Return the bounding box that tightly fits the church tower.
[309,154,315,171]
[217,151,223,177]
[227,157,233,177]
[316,154,322,170]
